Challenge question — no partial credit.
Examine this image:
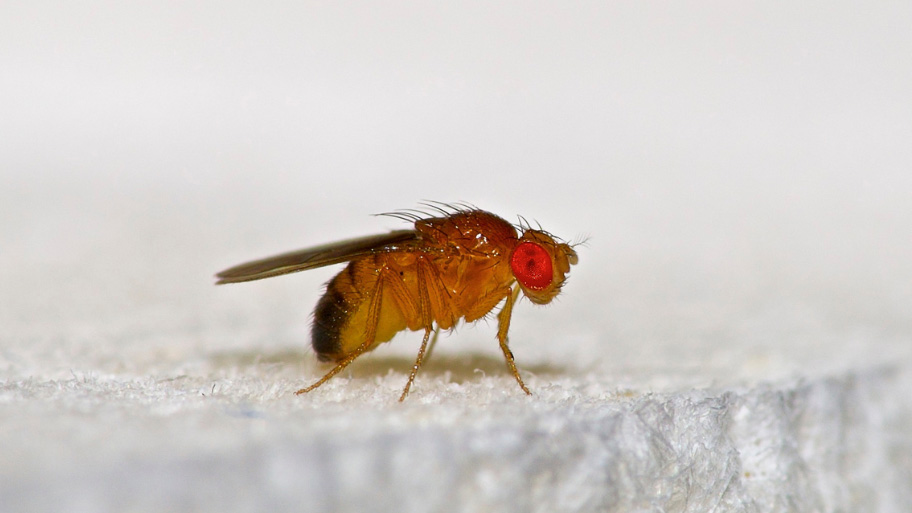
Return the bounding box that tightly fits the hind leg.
[295,271,387,396]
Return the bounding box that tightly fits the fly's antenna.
[571,234,591,247]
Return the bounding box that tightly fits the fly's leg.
[398,257,434,401]
[400,326,433,402]
[496,284,531,395]
[295,270,386,396]
[422,326,441,364]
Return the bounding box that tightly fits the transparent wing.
[215,230,419,284]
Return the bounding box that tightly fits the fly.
[215,203,579,401]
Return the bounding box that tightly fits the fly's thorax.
[509,229,578,304]
[414,209,518,255]
[412,210,519,301]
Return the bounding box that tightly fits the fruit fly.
[215,203,579,401]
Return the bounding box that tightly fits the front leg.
[496,284,531,395]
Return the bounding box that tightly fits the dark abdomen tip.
[311,280,350,362]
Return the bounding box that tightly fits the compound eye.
[510,242,553,290]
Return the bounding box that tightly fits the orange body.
[315,210,524,360]
[216,205,578,400]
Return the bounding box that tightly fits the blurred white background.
[2,3,912,511]
[2,1,911,383]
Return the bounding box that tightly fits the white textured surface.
[2,371,910,512]
[2,2,912,512]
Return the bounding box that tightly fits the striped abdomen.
[310,253,414,363]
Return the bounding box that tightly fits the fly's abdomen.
[311,257,410,362]
[311,274,352,362]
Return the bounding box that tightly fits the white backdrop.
[2,2,911,512]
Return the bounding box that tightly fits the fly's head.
[509,229,579,305]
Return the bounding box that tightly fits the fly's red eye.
[510,242,553,290]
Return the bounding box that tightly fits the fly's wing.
[215,230,419,284]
